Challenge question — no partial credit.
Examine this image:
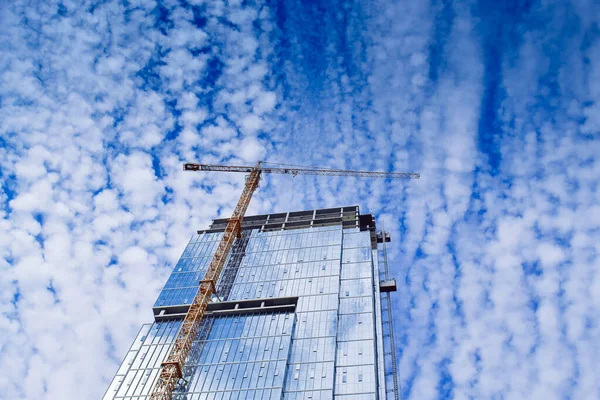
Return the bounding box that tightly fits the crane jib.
[183,163,419,179]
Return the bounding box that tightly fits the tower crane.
[149,161,420,400]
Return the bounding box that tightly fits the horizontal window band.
[219,273,341,284]
[156,292,343,306]
[154,294,373,312]
[290,334,337,341]
[284,359,336,365]
[173,386,284,394]
[153,296,298,321]
[337,310,375,316]
[162,278,343,291]
[138,334,291,347]
[229,243,343,254]
[181,243,369,258]
[113,386,285,398]
[335,338,377,344]
[128,358,288,371]
[221,259,342,268]
[282,389,338,394]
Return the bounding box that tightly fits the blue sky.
[1,0,599,399]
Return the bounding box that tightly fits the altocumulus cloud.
[0,1,277,398]
[1,1,599,400]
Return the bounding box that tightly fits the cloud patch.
[1,1,599,400]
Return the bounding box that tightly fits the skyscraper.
[104,206,399,400]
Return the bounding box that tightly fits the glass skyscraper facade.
[105,206,399,400]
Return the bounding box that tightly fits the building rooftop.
[200,205,378,248]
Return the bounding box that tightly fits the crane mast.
[149,161,418,400]
[149,163,261,400]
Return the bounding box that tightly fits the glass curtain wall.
[104,312,294,400]
[105,215,386,400]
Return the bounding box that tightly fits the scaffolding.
[379,226,401,400]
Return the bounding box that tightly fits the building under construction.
[104,205,401,399]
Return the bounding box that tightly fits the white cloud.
[253,90,277,114]
[109,152,164,211]
[1,1,599,400]
[94,189,120,212]
[239,113,264,135]
[237,136,267,162]
[0,1,283,398]
[9,180,54,213]
[200,117,238,141]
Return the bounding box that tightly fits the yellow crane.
[149,161,420,400]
